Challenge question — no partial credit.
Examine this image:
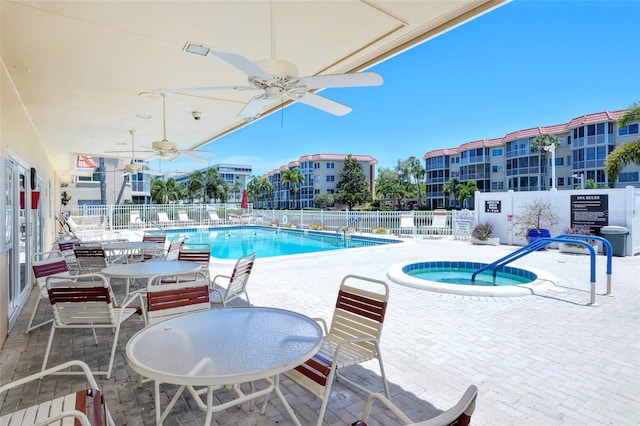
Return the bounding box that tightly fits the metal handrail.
[471,235,613,306]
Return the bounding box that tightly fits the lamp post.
[572,173,585,190]
[543,144,556,190]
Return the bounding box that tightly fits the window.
[557,177,564,186]
[619,172,639,183]
[326,175,335,182]
[491,148,503,157]
[326,162,335,169]
[491,181,504,190]
[314,163,320,169]
[491,165,503,173]
[327,189,335,194]
[619,123,639,136]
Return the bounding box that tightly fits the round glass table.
[126,307,322,425]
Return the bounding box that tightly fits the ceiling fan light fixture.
[124,163,142,173]
[183,42,211,56]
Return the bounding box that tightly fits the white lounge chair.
[420,210,449,237]
[129,209,143,229]
[399,213,417,237]
[207,210,224,225]
[157,211,174,228]
[177,210,194,225]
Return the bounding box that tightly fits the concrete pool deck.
[1,235,639,425]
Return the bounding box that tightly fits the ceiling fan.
[104,130,164,176]
[153,2,382,121]
[143,93,211,163]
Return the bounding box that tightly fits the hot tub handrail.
[557,234,613,295]
[472,236,605,306]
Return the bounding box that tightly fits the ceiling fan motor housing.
[152,140,177,153]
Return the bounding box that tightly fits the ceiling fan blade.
[238,96,272,120]
[213,51,274,81]
[301,71,383,89]
[179,151,210,163]
[141,169,164,176]
[152,86,252,94]
[296,92,352,116]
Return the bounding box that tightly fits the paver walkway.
[1,236,639,425]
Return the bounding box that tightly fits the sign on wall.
[485,200,501,213]
[571,194,609,234]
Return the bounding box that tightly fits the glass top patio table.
[126,307,322,425]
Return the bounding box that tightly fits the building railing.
[63,205,455,235]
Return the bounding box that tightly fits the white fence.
[63,204,456,235]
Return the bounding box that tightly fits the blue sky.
[156,0,640,177]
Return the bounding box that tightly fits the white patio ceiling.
[1,0,508,175]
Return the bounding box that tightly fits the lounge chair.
[399,213,417,237]
[0,360,116,425]
[209,252,256,307]
[156,211,174,228]
[177,210,194,225]
[284,274,390,426]
[354,385,478,426]
[227,213,240,223]
[420,209,449,237]
[129,209,143,229]
[207,210,225,225]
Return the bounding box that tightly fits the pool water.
[166,226,398,259]
[387,260,555,297]
[408,266,533,286]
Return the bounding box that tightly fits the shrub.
[510,199,559,238]
[472,223,493,241]
[309,223,324,230]
[562,224,595,248]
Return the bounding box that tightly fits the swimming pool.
[387,260,557,297]
[166,226,399,259]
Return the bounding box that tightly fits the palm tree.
[407,156,425,207]
[258,178,273,208]
[456,180,478,208]
[442,178,460,208]
[281,167,305,209]
[187,171,204,202]
[605,102,640,183]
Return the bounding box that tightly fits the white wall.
[474,187,639,256]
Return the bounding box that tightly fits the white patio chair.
[209,252,256,307]
[399,213,417,237]
[354,385,478,426]
[146,274,210,325]
[27,251,70,333]
[138,232,167,261]
[73,246,108,271]
[176,243,211,279]
[43,273,147,379]
[284,274,390,426]
[0,360,116,426]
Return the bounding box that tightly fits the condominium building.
[173,163,252,202]
[261,154,378,209]
[64,157,153,206]
[424,109,639,210]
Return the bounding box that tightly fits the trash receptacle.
[600,225,630,257]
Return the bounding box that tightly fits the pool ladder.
[471,235,613,306]
[336,216,361,237]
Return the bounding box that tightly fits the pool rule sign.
[570,194,608,234]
